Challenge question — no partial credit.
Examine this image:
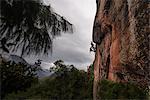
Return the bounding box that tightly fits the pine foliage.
[0,0,73,56]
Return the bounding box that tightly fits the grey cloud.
[26,0,96,70]
[42,0,96,69]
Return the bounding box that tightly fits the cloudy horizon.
[25,0,96,70]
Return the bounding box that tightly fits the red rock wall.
[93,0,149,99]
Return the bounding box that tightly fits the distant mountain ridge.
[1,54,52,78]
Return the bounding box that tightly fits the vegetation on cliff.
[98,80,148,99]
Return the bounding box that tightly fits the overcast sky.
[26,0,96,70]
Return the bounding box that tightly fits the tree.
[90,42,96,52]
[0,0,73,56]
[50,60,73,77]
[98,80,148,99]
[5,60,93,99]
[0,60,39,99]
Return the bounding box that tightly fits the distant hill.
[1,54,52,78]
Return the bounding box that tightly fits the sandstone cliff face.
[93,0,149,99]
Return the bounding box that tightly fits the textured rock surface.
[93,0,149,99]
